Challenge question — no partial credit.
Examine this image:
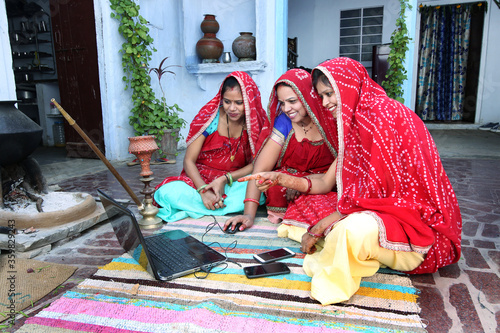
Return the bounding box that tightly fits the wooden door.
[50,0,103,158]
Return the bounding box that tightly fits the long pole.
[51,99,144,210]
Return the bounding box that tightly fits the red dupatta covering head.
[186,71,269,157]
[265,68,337,157]
[312,57,462,274]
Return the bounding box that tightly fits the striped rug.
[17,217,427,332]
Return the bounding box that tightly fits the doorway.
[5,0,103,158]
[415,2,485,123]
[50,0,103,158]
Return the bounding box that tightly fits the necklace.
[227,113,245,162]
[301,121,314,135]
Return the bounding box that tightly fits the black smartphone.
[243,262,291,279]
[253,247,295,264]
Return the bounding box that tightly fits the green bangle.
[226,173,233,186]
[197,185,207,193]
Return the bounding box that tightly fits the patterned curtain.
[416,4,472,121]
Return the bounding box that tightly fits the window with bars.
[339,6,383,74]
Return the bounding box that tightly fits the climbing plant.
[109,0,185,143]
[382,0,412,104]
[110,0,156,136]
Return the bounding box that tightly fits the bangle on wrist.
[307,224,323,238]
[224,173,230,184]
[243,198,260,205]
[197,185,207,193]
[226,173,233,186]
[302,177,312,194]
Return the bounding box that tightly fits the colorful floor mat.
[17,218,426,332]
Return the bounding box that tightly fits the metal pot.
[0,101,42,166]
[17,89,36,100]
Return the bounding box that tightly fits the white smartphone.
[244,262,290,279]
[253,247,295,264]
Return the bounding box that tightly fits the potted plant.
[110,0,186,165]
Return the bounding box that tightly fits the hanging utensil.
[32,51,40,67]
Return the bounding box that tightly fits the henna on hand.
[238,174,259,182]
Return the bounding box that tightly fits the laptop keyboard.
[145,236,201,272]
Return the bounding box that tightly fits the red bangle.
[243,198,260,205]
[302,177,312,194]
[307,224,323,238]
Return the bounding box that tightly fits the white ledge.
[186,61,267,90]
[186,60,267,74]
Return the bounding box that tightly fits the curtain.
[416,4,473,121]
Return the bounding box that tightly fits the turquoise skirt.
[154,180,265,222]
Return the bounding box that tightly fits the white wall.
[475,0,500,123]
[93,0,135,161]
[0,0,17,101]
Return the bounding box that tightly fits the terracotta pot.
[0,100,42,166]
[200,14,219,34]
[196,35,223,63]
[128,135,158,177]
[232,32,256,61]
[196,14,223,63]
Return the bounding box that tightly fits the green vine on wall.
[109,0,185,157]
[110,0,156,136]
[382,0,412,104]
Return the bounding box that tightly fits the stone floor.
[3,129,500,332]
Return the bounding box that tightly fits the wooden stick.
[50,99,144,210]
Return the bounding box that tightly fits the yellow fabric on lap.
[302,212,424,305]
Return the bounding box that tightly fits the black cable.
[193,216,241,279]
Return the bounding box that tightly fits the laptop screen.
[98,190,153,274]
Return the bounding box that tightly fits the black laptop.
[97,189,227,281]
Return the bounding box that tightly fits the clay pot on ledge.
[196,14,223,63]
[232,32,256,61]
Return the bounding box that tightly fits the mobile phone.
[243,262,291,279]
[253,247,295,264]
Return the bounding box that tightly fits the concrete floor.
[4,129,500,332]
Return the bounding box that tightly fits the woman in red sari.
[243,58,462,305]
[224,69,336,232]
[154,71,269,222]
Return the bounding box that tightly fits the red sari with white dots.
[312,58,462,274]
[155,71,269,190]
